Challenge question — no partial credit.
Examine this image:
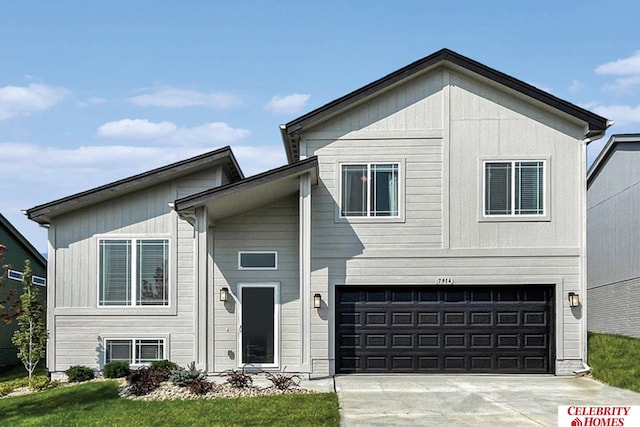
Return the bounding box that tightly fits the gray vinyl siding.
[587,143,640,338]
[48,168,223,373]
[588,277,640,339]
[212,196,299,372]
[301,66,587,375]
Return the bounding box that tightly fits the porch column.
[299,173,312,372]
[194,206,208,370]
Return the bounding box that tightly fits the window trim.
[238,251,278,270]
[97,237,171,308]
[479,157,551,222]
[103,337,168,366]
[337,159,405,223]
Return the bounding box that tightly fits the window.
[341,163,399,217]
[99,239,169,306]
[484,161,545,216]
[105,338,165,365]
[238,251,277,270]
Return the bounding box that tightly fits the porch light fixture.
[313,293,322,309]
[568,292,580,308]
[220,287,229,302]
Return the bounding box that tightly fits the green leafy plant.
[127,367,165,396]
[103,361,131,378]
[222,368,254,388]
[0,382,15,396]
[65,365,95,382]
[187,378,214,395]
[150,359,178,373]
[265,372,300,391]
[11,260,48,379]
[169,361,204,387]
[29,375,58,391]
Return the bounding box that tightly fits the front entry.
[238,283,279,368]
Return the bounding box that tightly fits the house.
[27,49,609,379]
[587,134,640,339]
[0,213,47,369]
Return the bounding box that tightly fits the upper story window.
[99,239,169,306]
[238,251,278,270]
[341,163,399,217]
[484,160,545,216]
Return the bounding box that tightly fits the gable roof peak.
[281,48,609,163]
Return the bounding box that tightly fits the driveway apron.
[334,375,640,426]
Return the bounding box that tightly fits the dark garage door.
[336,286,553,373]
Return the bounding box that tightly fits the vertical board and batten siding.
[212,196,300,372]
[587,145,640,338]
[49,168,222,373]
[299,66,586,375]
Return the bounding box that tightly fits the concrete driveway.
[334,375,640,426]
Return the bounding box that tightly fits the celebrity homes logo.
[558,406,639,426]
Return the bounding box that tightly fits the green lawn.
[0,364,46,382]
[588,331,640,393]
[0,380,340,427]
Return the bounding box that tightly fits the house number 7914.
[437,277,454,285]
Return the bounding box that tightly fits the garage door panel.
[336,285,553,374]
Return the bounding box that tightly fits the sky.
[1,0,639,254]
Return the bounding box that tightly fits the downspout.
[574,122,612,376]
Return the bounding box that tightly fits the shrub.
[29,375,59,391]
[222,368,253,388]
[127,367,165,396]
[65,365,95,382]
[265,372,300,391]
[150,359,178,373]
[0,382,15,396]
[187,378,214,395]
[103,361,131,378]
[170,361,204,387]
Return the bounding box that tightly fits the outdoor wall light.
[220,287,229,302]
[568,292,580,308]
[313,293,322,309]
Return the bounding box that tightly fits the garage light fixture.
[314,293,322,309]
[568,292,580,308]
[220,287,229,302]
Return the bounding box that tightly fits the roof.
[0,213,47,267]
[27,146,244,225]
[281,48,610,163]
[175,156,318,223]
[587,133,640,187]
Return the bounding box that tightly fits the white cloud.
[527,82,552,94]
[169,122,251,145]
[97,119,177,139]
[128,88,243,109]
[595,51,640,75]
[264,93,311,114]
[96,119,250,145]
[0,83,69,120]
[591,103,640,127]
[602,75,640,92]
[596,51,640,93]
[568,80,582,93]
[77,96,106,108]
[230,144,287,177]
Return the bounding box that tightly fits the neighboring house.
[27,49,609,379]
[0,213,47,369]
[587,134,640,339]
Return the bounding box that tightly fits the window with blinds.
[341,163,399,217]
[105,338,165,364]
[99,239,169,306]
[484,161,544,216]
